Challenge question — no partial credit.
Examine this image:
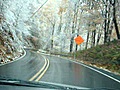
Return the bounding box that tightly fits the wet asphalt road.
[0,50,120,90]
[41,55,120,90]
[0,50,45,80]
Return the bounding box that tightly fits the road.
[0,50,120,89]
[0,50,45,80]
[41,55,120,89]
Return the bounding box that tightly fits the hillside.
[74,40,120,75]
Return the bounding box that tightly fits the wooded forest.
[0,0,120,62]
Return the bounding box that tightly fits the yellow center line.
[35,58,50,81]
[29,55,47,81]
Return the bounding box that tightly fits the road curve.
[0,50,120,89]
[0,50,45,81]
[40,55,120,90]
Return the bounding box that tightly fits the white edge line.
[43,54,120,84]
[0,48,26,67]
[63,57,120,83]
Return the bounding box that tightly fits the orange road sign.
[74,36,84,45]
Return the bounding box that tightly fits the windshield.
[0,0,120,90]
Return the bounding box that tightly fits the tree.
[111,0,120,39]
[69,2,79,52]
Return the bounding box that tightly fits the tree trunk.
[69,4,76,52]
[96,29,102,45]
[112,0,120,39]
[108,21,113,42]
[51,24,55,49]
[70,37,74,52]
[85,31,89,49]
[106,5,111,42]
[58,14,62,34]
[93,30,96,46]
[104,4,107,43]
[75,34,79,51]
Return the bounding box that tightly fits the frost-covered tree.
[0,0,44,62]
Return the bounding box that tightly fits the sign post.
[74,35,84,59]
